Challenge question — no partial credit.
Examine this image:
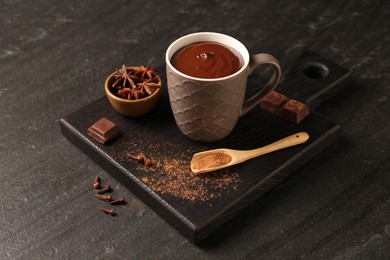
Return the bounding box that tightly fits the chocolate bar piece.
[260,91,289,113]
[260,91,310,123]
[279,99,310,123]
[87,117,119,144]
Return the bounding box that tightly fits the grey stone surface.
[1,0,389,258]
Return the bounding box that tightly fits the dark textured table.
[1,0,389,259]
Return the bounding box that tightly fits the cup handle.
[240,53,282,116]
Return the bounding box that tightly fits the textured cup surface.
[166,65,247,142]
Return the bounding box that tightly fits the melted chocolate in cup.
[171,41,242,79]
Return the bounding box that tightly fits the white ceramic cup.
[166,32,281,142]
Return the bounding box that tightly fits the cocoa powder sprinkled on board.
[146,157,238,202]
[116,138,240,202]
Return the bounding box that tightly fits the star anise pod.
[137,79,160,95]
[118,87,145,100]
[110,65,160,100]
[135,66,157,80]
[113,65,138,89]
[117,87,131,98]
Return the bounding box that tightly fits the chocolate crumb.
[110,197,126,205]
[93,175,100,189]
[94,194,113,202]
[100,207,116,216]
[97,185,112,194]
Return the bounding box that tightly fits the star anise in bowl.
[110,65,161,100]
[105,65,162,117]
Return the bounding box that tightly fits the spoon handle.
[237,132,309,162]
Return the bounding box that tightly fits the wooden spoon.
[191,132,309,174]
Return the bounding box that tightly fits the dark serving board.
[60,52,350,243]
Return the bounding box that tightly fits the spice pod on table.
[105,65,162,117]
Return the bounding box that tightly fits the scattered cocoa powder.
[192,152,232,170]
[116,138,240,202]
[143,157,239,202]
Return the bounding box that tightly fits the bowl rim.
[105,66,162,104]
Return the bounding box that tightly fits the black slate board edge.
[60,117,197,241]
[305,71,351,109]
[195,124,341,243]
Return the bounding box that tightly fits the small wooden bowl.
[105,66,162,117]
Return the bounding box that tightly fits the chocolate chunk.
[87,117,119,144]
[260,91,309,123]
[280,99,310,123]
[260,91,289,113]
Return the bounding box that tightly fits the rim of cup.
[165,32,250,82]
